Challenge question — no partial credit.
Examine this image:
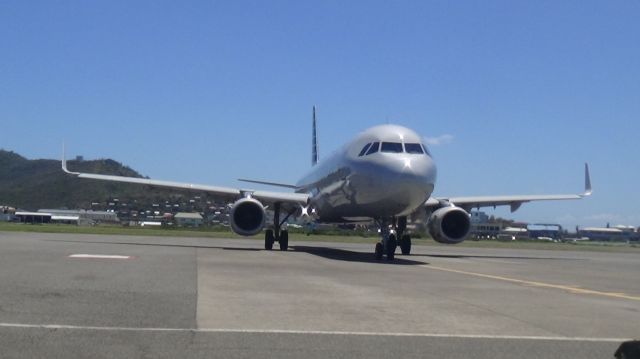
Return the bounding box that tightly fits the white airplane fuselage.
[296,124,437,222]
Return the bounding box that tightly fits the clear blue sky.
[2,1,639,228]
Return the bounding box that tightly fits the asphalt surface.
[0,231,638,358]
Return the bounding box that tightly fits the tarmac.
[0,231,638,358]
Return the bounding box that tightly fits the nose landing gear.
[397,216,412,255]
[374,216,412,260]
[399,234,412,255]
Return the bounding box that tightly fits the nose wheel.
[374,217,411,260]
[374,233,397,261]
[374,242,383,260]
[399,234,412,255]
[386,234,397,260]
[374,219,397,261]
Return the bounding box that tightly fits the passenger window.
[358,143,371,157]
[365,142,379,155]
[380,142,403,153]
[405,143,424,154]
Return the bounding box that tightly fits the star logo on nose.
[403,158,412,168]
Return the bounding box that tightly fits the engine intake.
[427,206,471,244]
[230,197,266,236]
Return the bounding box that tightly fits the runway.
[0,231,638,358]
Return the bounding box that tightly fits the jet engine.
[229,197,266,236]
[427,206,471,244]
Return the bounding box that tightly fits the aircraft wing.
[62,157,309,207]
[426,163,592,212]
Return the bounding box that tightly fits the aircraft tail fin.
[312,106,318,166]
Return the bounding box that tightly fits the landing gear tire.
[265,230,274,250]
[400,234,411,255]
[386,234,397,260]
[374,242,383,260]
[279,230,289,251]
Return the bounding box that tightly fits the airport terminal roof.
[174,212,203,219]
[15,211,51,216]
[580,227,624,233]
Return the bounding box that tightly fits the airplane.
[62,107,592,260]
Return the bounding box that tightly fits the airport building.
[174,212,204,227]
[470,211,490,224]
[578,226,637,242]
[469,211,502,239]
[15,211,52,224]
[38,209,119,225]
[470,223,502,239]
[497,227,529,241]
[1,206,16,222]
[526,224,563,240]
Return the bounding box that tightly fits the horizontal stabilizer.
[237,178,299,190]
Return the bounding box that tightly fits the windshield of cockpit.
[358,141,431,157]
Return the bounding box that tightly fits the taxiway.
[0,231,637,358]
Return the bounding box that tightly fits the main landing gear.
[374,216,412,260]
[264,202,292,251]
[264,228,288,251]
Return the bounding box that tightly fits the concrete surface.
[0,231,638,358]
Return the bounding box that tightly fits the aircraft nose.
[388,155,436,198]
[376,155,436,214]
[393,155,436,186]
[348,154,436,216]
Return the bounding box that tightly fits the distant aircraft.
[62,107,592,260]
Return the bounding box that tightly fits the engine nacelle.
[229,197,266,236]
[427,206,471,244]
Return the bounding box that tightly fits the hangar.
[15,211,51,224]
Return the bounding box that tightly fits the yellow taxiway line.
[420,265,640,302]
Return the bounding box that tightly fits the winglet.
[583,162,592,197]
[61,143,79,175]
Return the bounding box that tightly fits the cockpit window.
[405,143,424,154]
[422,144,431,156]
[380,142,403,153]
[365,142,379,155]
[358,143,371,157]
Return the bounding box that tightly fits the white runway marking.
[0,323,630,343]
[68,254,133,259]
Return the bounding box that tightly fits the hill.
[0,149,197,211]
